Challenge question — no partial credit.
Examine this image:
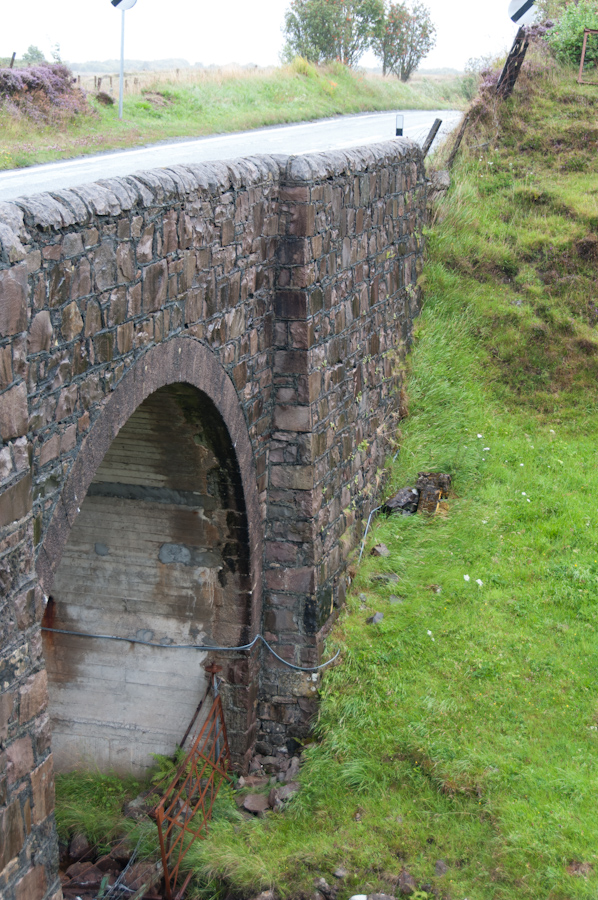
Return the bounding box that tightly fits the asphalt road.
[0,109,462,202]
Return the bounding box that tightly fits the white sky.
[3,0,519,71]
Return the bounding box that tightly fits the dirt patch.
[142,91,171,108]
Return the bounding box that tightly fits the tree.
[372,1,436,81]
[371,2,411,75]
[283,0,385,67]
[22,45,46,65]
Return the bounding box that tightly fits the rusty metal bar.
[153,680,231,899]
[578,29,598,85]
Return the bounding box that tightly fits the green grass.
[0,60,472,169]
[179,56,598,899]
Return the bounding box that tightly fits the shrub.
[546,0,598,67]
[0,63,92,126]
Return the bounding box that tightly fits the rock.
[244,775,270,787]
[366,612,384,625]
[389,595,404,605]
[123,794,152,819]
[315,877,332,895]
[416,472,452,515]
[64,863,104,887]
[333,866,348,878]
[109,841,132,863]
[382,487,420,516]
[427,169,451,205]
[372,572,400,584]
[398,868,418,895]
[243,792,270,814]
[252,893,277,900]
[249,755,263,772]
[95,855,122,875]
[349,896,368,900]
[434,859,449,876]
[68,833,91,861]
[371,543,390,557]
[369,894,395,900]
[269,782,300,809]
[122,861,160,891]
[284,755,300,783]
[278,781,300,800]
[262,755,282,773]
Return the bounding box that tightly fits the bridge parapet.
[0,142,425,900]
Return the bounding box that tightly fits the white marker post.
[508,0,537,26]
[111,0,138,120]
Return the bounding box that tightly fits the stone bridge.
[0,141,425,900]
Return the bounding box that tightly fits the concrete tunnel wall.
[0,140,426,900]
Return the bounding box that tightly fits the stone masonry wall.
[258,145,425,752]
[0,141,425,900]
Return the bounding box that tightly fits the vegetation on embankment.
[0,59,471,170]
[179,53,598,900]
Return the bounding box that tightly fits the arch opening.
[42,383,251,776]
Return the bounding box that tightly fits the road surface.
[0,109,462,202]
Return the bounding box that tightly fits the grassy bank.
[178,54,598,900]
[0,60,471,170]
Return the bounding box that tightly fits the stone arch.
[37,336,262,771]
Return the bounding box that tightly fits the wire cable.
[41,627,340,673]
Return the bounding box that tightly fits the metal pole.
[119,8,125,119]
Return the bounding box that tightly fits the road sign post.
[111,0,138,120]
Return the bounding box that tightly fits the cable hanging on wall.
[41,627,341,673]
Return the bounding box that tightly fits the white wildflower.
[476,579,484,587]
[464,575,470,582]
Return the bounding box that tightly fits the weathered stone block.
[143,260,168,312]
[0,797,25,870]
[30,754,54,825]
[270,465,313,491]
[61,302,83,342]
[19,670,48,724]
[14,865,47,900]
[94,241,117,291]
[6,735,34,784]
[0,383,28,441]
[273,405,311,433]
[0,264,28,337]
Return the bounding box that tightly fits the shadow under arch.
[37,336,263,771]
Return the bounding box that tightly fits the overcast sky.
[4,0,519,71]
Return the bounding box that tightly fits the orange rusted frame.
[154,694,231,899]
[578,29,598,85]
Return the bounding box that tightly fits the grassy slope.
[180,53,598,900]
[0,61,471,169]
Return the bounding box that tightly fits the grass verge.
[180,52,598,900]
[0,60,472,169]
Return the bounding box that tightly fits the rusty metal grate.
[153,678,231,900]
[578,29,598,85]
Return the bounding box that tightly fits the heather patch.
[0,63,93,127]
